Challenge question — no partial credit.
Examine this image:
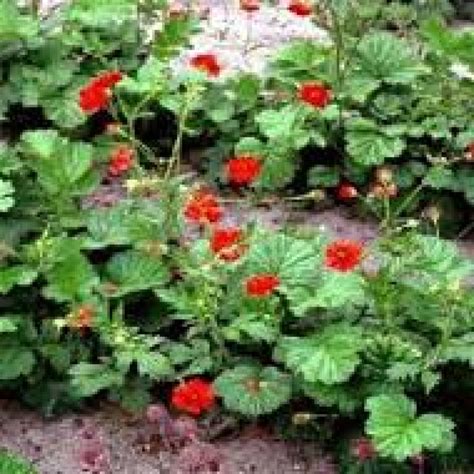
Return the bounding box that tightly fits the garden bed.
[2,1,474,473]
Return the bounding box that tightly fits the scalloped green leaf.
[0,344,35,380]
[345,119,405,166]
[69,363,124,397]
[355,32,428,85]
[103,250,169,297]
[245,232,318,289]
[276,325,365,384]
[214,365,291,416]
[0,265,37,295]
[366,394,455,461]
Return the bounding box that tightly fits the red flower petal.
[226,155,262,186]
[108,146,134,177]
[79,84,110,114]
[245,274,280,297]
[171,378,215,417]
[92,71,123,89]
[190,54,221,77]
[210,227,246,262]
[325,240,363,272]
[288,0,312,17]
[184,189,223,225]
[240,0,260,12]
[297,81,332,109]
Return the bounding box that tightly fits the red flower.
[240,0,260,12]
[336,183,358,200]
[297,82,332,108]
[171,378,215,416]
[79,71,123,114]
[211,227,246,262]
[79,83,110,114]
[92,71,123,89]
[108,146,134,177]
[288,0,312,17]
[184,189,223,225]
[325,240,363,272]
[245,274,280,297]
[226,155,262,186]
[351,437,376,462]
[190,54,221,77]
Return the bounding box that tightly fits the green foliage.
[276,325,365,384]
[0,450,37,474]
[214,365,291,416]
[366,394,455,461]
[0,1,473,468]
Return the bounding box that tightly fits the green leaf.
[345,118,405,166]
[423,166,457,190]
[21,130,63,160]
[103,250,169,297]
[355,32,428,85]
[0,1,39,42]
[0,344,35,380]
[276,325,365,384]
[258,152,296,190]
[21,131,98,196]
[43,96,86,129]
[153,16,196,59]
[67,0,136,28]
[214,365,291,416]
[43,249,98,302]
[69,363,124,397]
[245,232,318,289]
[84,205,133,249]
[0,450,37,474]
[0,316,19,333]
[307,166,340,188]
[440,333,474,367]
[255,105,310,148]
[234,137,265,155]
[137,352,173,379]
[286,272,365,316]
[0,179,14,212]
[366,394,455,461]
[0,265,37,295]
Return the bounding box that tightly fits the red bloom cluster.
[245,273,280,297]
[336,183,358,200]
[211,227,246,262]
[171,378,215,416]
[226,155,262,186]
[297,82,332,109]
[351,437,376,462]
[325,240,363,272]
[288,0,312,17]
[190,54,221,77]
[240,0,260,12]
[79,71,123,114]
[108,146,134,177]
[184,189,223,225]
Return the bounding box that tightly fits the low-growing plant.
[1,0,474,471]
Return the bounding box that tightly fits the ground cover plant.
[1,0,474,472]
